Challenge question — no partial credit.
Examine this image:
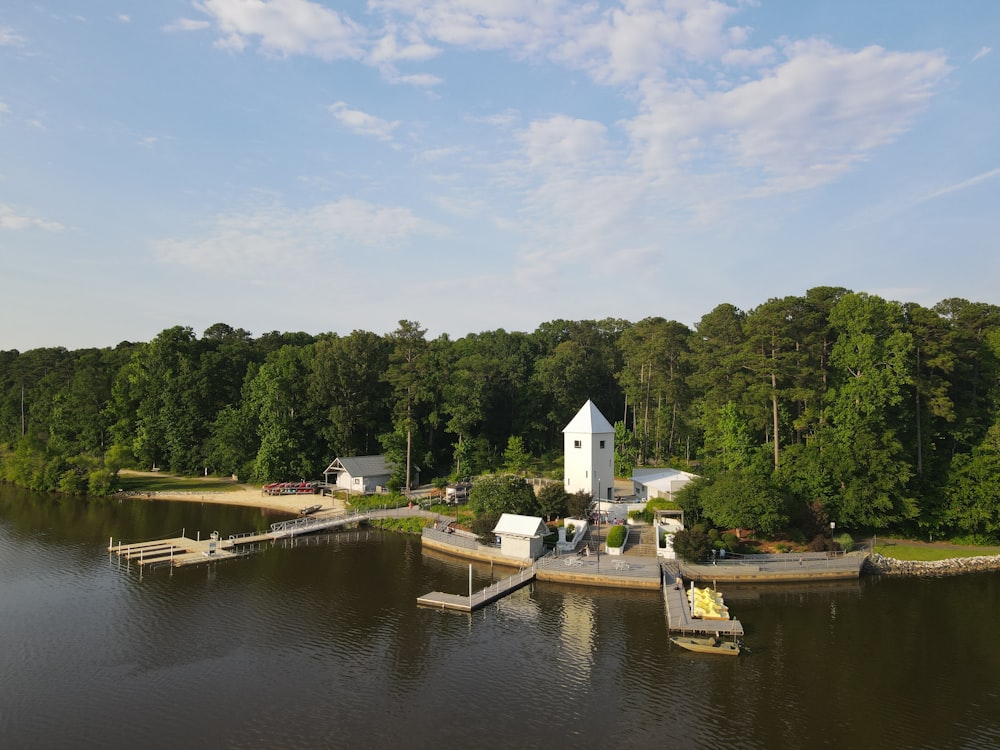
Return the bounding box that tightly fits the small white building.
[492,513,549,560]
[563,400,615,502]
[323,455,391,494]
[632,467,699,503]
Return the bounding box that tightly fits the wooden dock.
[662,569,744,638]
[417,565,536,612]
[107,507,453,568]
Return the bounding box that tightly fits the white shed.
[323,455,391,494]
[492,513,549,560]
[632,468,699,503]
[563,399,615,501]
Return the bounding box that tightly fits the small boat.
[670,635,741,656]
[299,504,323,516]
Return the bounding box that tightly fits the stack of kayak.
[687,585,730,620]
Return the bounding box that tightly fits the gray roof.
[325,455,390,478]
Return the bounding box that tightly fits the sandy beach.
[118,472,348,515]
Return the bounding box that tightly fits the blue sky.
[1,0,997,351]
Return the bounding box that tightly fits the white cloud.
[0,26,26,46]
[329,102,400,141]
[972,46,991,62]
[722,45,776,68]
[368,29,439,65]
[518,115,610,170]
[164,18,212,32]
[117,14,131,24]
[466,109,520,128]
[194,0,366,61]
[153,198,444,274]
[0,204,65,232]
[384,70,443,87]
[624,39,951,195]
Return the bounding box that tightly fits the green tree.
[468,474,538,518]
[699,470,788,536]
[384,321,430,492]
[614,420,638,477]
[247,344,318,482]
[502,435,532,474]
[824,293,917,529]
[944,420,1000,540]
[566,489,592,519]
[536,482,568,521]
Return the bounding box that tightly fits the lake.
[1,485,998,749]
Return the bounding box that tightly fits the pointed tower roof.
[562,399,614,434]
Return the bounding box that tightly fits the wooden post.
[469,564,473,600]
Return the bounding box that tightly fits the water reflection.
[2,488,1000,749]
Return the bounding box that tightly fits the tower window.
[599,440,605,449]
[574,440,581,448]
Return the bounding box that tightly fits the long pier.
[417,565,537,612]
[108,507,445,568]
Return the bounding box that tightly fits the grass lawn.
[874,539,1000,561]
[116,473,243,493]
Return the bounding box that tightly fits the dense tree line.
[2,289,999,541]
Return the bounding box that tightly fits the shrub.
[835,532,854,551]
[806,534,837,552]
[565,522,576,539]
[673,528,711,562]
[606,524,627,549]
[721,532,740,552]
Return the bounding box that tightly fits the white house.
[323,455,391,494]
[632,467,699,503]
[492,513,549,560]
[563,399,615,501]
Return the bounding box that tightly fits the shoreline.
[127,486,345,516]
[123,488,1000,578]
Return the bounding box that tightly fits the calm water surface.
[1,485,998,749]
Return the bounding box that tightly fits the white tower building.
[563,399,615,501]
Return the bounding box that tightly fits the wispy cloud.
[0,204,65,232]
[163,18,211,32]
[329,102,400,141]
[920,167,1000,203]
[0,25,26,46]
[153,198,444,274]
[972,46,991,62]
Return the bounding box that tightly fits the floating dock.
[417,565,536,612]
[662,569,744,638]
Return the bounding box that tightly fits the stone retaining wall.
[865,552,1000,576]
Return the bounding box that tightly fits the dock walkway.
[417,565,537,612]
[108,507,453,568]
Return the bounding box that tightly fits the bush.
[606,524,627,549]
[565,522,576,539]
[629,507,653,524]
[835,532,854,551]
[806,534,837,552]
[721,532,740,552]
[672,528,711,562]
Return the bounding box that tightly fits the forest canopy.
[2,290,999,542]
